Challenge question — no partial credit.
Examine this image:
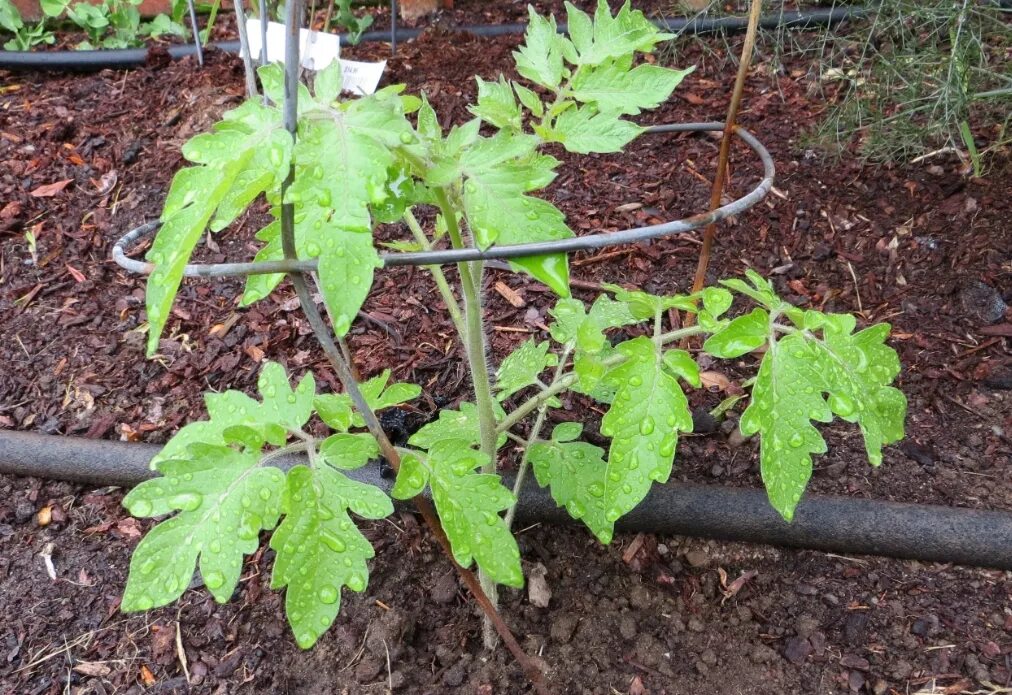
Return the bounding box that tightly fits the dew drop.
[139,559,156,575]
[639,417,655,436]
[605,507,622,522]
[399,131,415,144]
[587,482,605,498]
[134,595,154,611]
[129,499,153,517]
[321,529,347,553]
[828,393,856,418]
[209,539,222,553]
[566,499,586,519]
[259,487,273,501]
[203,570,225,586]
[788,432,804,448]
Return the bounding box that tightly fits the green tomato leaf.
[513,82,544,118]
[256,362,316,430]
[495,339,558,401]
[314,393,355,433]
[359,369,423,413]
[528,435,614,542]
[566,0,674,66]
[316,230,382,337]
[571,58,693,115]
[513,7,568,89]
[702,308,770,358]
[146,102,289,355]
[597,336,692,533]
[407,402,507,450]
[549,105,643,154]
[270,464,392,648]
[424,441,523,587]
[122,444,285,610]
[741,321,906,521]
[469,75,522,131]
[149,362,314,470]
[391,451,428,500]
[318,433,379,470]
[662,349,701,387]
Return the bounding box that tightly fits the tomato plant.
[123,0,906,662]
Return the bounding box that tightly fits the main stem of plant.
[433,187,501,648]
[689,0,764,297]
[276,6,547,693]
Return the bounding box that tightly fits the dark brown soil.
[1,2,1011,693]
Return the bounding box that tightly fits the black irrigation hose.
[1,430,1010,571]
[0,6,865,72]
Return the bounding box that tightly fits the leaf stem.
[403,207,467,337]
[497,326,706,435]
[504,344,572,530]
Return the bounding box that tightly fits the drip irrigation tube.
[111,122,774,276]
[1,430,1010,571]
[0,6,866,72]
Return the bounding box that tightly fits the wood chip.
[30,179,73,197]
[73,662,112,677]
[494,281,525,308]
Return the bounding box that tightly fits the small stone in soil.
[783,636,812,665]
[429,571,458,605]
[685,550,709,568]
[844,612,870,645]
[355,655,383,684]
[619,615,637,640]
[959,281,1007,325]
[549,613,579,644]
[692,408,719,434]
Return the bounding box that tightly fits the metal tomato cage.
[112,122,774,278]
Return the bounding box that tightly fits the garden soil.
[1,3,1011,693]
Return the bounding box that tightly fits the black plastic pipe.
[2,430,1011,571]
[0,6,866,72]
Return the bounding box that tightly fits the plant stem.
[688,0,763,297]
[403,208,467,337]
[503,345,572,530]
[498,326,706,435]
[433,189,497,472]
[433,186,501,648]
[277,10,546,690]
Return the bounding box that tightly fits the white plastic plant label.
[245,19,386,95]
[246,18,341,71]
[340,60,387,96]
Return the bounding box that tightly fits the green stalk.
[433,186,500,648]
[503,345,572,530]
[403,208,467,338]
[433,188,498,470]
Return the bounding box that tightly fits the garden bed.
[1,5,1011,693]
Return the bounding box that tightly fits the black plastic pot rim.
[0,6,867,72]
[1,430,1010,572]
[110,121,774,276]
